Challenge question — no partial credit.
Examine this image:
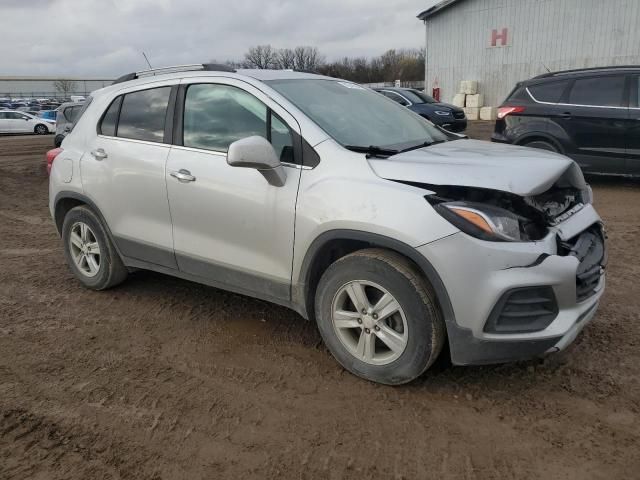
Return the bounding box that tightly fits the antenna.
[142,52,153,70]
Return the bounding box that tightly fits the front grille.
[453,111,465,119]
[559,226,606,302]
[484,287,558,334]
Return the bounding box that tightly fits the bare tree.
[244,45,277,69]
[54,79,77,97]
[276,48,296,69]
[293,46,324,71]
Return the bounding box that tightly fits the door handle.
[90,148,108,160]
[169,169,196,183]
[559,112,572,119]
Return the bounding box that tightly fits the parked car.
[54,101,85,147]
[0,110,55,134]
[17,105,41,113]
[374,87,467,132]
[492,65,640,176]
[49,65,606,385]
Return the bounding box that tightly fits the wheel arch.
[293,230,455,331]
[515,133,564,153]
[53,192,117,245]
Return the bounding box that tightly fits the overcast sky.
[1,0,438,78]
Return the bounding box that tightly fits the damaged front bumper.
[418,203,606,366]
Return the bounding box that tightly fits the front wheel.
[315,249,445,385]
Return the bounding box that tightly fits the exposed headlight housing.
[434,201,528,242]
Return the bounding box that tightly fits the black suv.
[374,87,467,132]
[492,66,640,176]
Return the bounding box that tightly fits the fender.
[54,191,177,269]
[293,229,456,333]
[53,191,125,258]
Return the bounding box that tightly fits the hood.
[368,139,586,196]
[432,102,462,112]
[414,102,462,113]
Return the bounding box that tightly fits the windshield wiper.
[344,145,399,158]
[398,140,447,153]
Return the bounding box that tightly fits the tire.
[54,134,64,147]
[315,248,445,385]
[522,139,559,153]
[61,205,128,290]
[34,124,48,135]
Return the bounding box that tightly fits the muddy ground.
[0,126,638,479]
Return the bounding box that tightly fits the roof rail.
[533,65,640,79]
[112,63,236,84]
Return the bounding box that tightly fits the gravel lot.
[1,126,639,479]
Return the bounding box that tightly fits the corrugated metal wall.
[0,78,113,98]
[423,0,640,106]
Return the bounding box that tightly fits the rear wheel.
[34,124,48,135]
[522,139,559,153]
[61,206,127,290]
[315,249,445,385]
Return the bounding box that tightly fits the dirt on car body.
[0,130,638,479]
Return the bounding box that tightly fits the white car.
[0,110,55,134]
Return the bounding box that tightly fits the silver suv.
[49,64,606,384]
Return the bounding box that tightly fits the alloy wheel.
[331,280,408,365]
[68,222,101,277]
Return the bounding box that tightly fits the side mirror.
[227,136,287,187]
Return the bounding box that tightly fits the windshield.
[266,79,448,150]
[403,90,437,104]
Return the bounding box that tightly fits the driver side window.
[183,84,294,162]
[383,91,410,106]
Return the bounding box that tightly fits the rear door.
[627,75,640,175]
[81,83,178,268]
[0,112,9,132]
[556,75,627,174]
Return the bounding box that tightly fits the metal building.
[418,0,640,107]
[0,77,113,99]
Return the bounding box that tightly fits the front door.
[81,83,178,268]
[9,112,32,132]
[165,79,302,302]
[556,75,628,174]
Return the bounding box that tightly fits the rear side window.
[567,76,626,107]
[528,80,569,103]
[117,87,171,143]
[64,105,82,122]
[99,96,122,136]
[632,76,639,108]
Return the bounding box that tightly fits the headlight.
[434,110,451,116]
[434,201,526,241]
